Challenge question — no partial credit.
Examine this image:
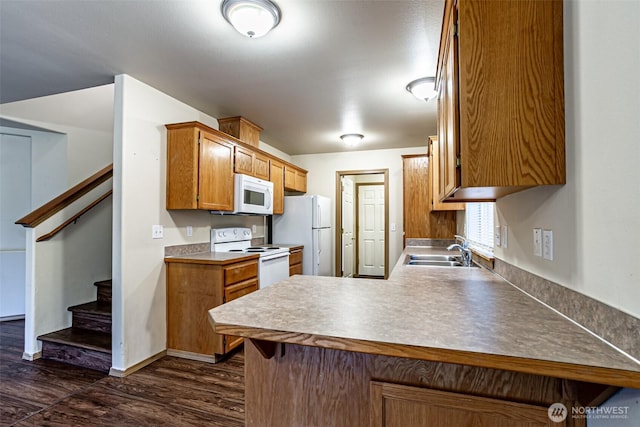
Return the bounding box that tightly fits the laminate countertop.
[208,246,640,388]
[164,251,259,265]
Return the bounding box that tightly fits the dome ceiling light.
[221,0,281,38]
[340,134,364,146]
[406,77,437,102]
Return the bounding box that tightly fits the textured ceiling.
[0,0,444,155]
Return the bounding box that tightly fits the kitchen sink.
[404,254,476,267]
[408,254,460,262]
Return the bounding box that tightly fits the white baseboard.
[1,315,25,322]
[23,351,41,361]
[109,350,167,377]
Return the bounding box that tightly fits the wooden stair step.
[94,279,112,304]
[38,327,111,373]
[38,327,111,353]
[69,301,111,333]
[68,301,111,316]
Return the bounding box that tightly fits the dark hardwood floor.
[0,320,244,426]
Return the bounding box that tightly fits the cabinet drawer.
[224,334,244,354]
[223,260,258,286]
[289,250,303,266]
[224,279,258,303]
[289,263,302,276]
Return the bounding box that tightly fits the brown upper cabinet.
[165,123,235,211]
[234,146,270,180]
[436,0,565,202]
[166,121,306,211]
[270,159,285,215]
[217,116,262,147]
[284,165,307,193]
[428,136,464,211]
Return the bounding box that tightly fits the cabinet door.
[234,146,254,176]
[370,382,561,427]
[198,131,235,211]
[254,152,270,180]
[429,137,464,211]
[166,262,224,355]
[440,8,461,199]
[270,160,285,214]
[402,155,430,239]
[295,170,307,193]
[284,165,296,190]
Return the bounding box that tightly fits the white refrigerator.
[273,195,332,276]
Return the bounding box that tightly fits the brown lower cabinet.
[288,246,303,276]
[165,257,258,361]
[245,341,597,426]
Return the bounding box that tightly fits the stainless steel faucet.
[447,235,472,266]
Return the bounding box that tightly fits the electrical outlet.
[533,228,542,256]
[543,230,553,261]
[152,225,163,239]
[502,225,508,249]
[494,226,501,247]
[186,225,193,237]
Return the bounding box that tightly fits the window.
[465,202,494,253]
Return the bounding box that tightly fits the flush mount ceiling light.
[406,77,437,102]
[340,133,364,146]
[221,0,281,38]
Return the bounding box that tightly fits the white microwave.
[233,173,273,215]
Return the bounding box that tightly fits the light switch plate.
[152,225,163,239]
[494,226,501,247]
[186,225,193,237]
[543,229,553,261]
[391,223,396,232]
[533,228,542,257]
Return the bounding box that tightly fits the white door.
[341,177,355,278]
[358,184,385,277]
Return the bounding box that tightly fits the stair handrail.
[36,190,113,242]
[15,164,113,228]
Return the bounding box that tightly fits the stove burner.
[228,249,244,252]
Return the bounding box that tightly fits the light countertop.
[208,246,640,388]
[165,251,259,265]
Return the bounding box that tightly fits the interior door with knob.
[341,176,355,278]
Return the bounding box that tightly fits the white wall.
[291,146,426,274]
[0,86,114,356]
[0,84,114,186]
[494,0,640,319]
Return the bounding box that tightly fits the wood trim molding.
[15,164,113,228]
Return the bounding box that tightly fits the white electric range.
[211,227,290,289]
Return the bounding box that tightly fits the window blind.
[465,202,494,253]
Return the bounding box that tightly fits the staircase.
[37,279,112,372]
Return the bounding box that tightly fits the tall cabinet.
[402,154,456,244]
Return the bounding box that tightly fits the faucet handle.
[454,235,468,248]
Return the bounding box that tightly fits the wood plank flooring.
[0,320,245,426]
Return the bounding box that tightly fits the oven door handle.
[260,252,290,262]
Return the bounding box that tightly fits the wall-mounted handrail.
[15,164,113,228]
[36,190,112,242]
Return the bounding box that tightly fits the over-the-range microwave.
[230,173,273,215]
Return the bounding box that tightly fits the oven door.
[258,252,290,289]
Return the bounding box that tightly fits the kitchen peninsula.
[209,248,640,426]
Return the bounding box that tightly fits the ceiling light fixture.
[406,77,437,102]
[340,133,364,146]
[221,0,281,38]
